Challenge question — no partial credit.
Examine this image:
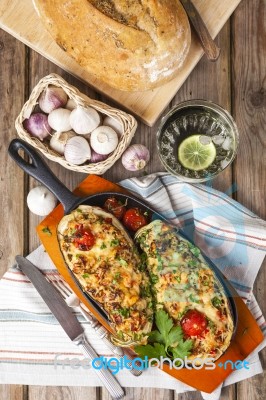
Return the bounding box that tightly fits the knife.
[15,255,125,400]
[180,0,220,61]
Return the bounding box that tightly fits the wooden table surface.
[0,0,265,399]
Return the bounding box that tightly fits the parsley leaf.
[135,343,166,360]
[167,326,184,348]
[170,339,193,359]
[155,309,173,344]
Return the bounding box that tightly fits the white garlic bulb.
[103,116,124,137]
[49,130,76,155]
[27,186,57,216]
[64,136,91,165]
[38,86,68,114]
[70,106,101,135]
[122,144,150,171]
[48,108,72,132]
[90,126,118,155]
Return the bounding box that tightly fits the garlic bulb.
[90,126,118,155]
[23,113,52,141]
[49,130,76,155]
[38,86,68,114]
[103,116,124,137]
[122,144,150,171]
[48,108,72,132]
[65,98,77,111]
[70,106,100,135]
[90,150,109,163]
[64,136,91,165]
[27,186,57,216]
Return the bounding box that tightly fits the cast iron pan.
[8,139,238,337]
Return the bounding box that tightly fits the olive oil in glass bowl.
[157,100,239,183]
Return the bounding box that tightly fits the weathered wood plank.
[102,387,174,400]
[0,26,27,400]
[27,51,99,400]
[0,28,27,271]
[28,386,100,400]
[231,0,266,398]
[0,385,26,400]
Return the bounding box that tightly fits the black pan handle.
[8,139,81,213]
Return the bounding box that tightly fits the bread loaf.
[33,0,191,92]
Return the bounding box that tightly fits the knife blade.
[15,255,125,400]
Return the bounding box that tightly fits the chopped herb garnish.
[110,239,120,247]
[212,296,222,308]
[82,273,90,279]
[76,208,82,213]
[188,260,198,267]
[118,258,127,267]
[189,293,199,303]
[150,274,159,284]
[42,226,52,236]
[189,245,200,258]
[100,243,107,249]
[140,285,151,298]
[114,272,121,280]
[207,318,216,333]
[118,308,130,318]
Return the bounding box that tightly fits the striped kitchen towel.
[0,173,265,400]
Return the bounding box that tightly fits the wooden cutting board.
[0,0,241,126]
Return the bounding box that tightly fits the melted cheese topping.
[136,220,234,361]
[57,206,153,344]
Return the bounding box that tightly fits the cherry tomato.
[73,224,95,251]
[181,309,207,337]
[103,197,126,220]
[122,208,148,231]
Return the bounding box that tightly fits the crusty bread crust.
[33,0,191,91]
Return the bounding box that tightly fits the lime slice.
[178,135,216,171]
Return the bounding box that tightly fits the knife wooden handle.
[181,0,220,61]
[75,334,125,399]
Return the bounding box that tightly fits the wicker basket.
[15,74,137,174]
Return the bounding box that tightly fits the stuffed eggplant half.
[57,205,153,345]
[135,220,234,362]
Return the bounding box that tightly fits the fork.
[46,273,142,376]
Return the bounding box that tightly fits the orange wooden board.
[37,175,264,393]
[0,0,241,126]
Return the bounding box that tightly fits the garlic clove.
[69,106,101,135]
[23,112,52,141]
[65,98,77,111]
[103,115,124,137]
[64,136,91,165]
[38,86,68,114]
[48,108,72,132]
[122,144,150,171]
[49,130,76,155]
[90,126,118,155]
[27,185,57,216]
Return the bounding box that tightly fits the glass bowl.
[157,100,239,183]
